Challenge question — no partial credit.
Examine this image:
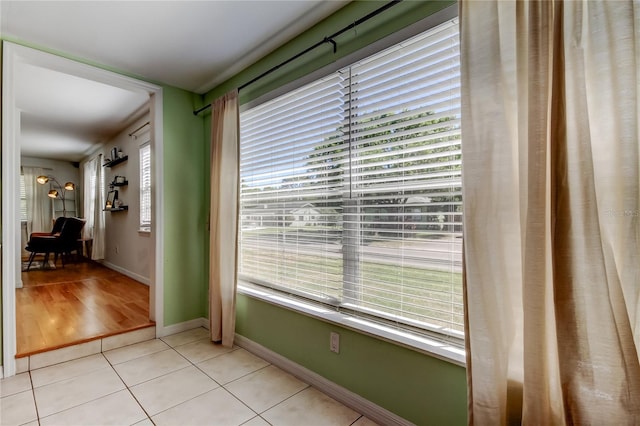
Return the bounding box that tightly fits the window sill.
[138,229,151,235]
[237,281,466,367]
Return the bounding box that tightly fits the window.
[139,143,151,231]
[20,173,27,221]
[239,20,462,346]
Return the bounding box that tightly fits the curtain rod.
[193,0,403,116]
[129,121,150,138]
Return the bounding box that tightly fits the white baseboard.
[101,261,150,285]
[234,334,413,426]
[158,317,208,337]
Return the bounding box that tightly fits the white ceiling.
[17,62,151,161]
[1,0,349,161]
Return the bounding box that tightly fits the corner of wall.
[161,87,209,327]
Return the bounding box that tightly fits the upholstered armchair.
[25,217,85,271]
[29,216,67,239]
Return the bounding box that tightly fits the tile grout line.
[239,414,274,426]
[29,335,184,424]
[168,339,322,423]
[123,342,223,420]
[219,363,289,414]
[256,383,313,418]
[32,354,129,422]
[167,336,335,424]
[349,414,366,425]
[104,343,172,367]
[219,371,265,420]
[28,370,42,424]
[165,338,270,421]
[29,356,116,422]
[101,351,156,424]
[101,336,230,421]
[29,355,111,388]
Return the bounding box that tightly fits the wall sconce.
[36,175,76,217]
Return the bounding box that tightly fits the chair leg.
[26,252,36,271]
[43,252,50,269]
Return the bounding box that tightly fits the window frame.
[139,141,152,233]
[237,6,464,364]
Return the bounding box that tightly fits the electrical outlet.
[115,246,119,254]
[330,332,340,354]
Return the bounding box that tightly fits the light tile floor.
[1,328,378,426]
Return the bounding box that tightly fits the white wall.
[98,114,152,284]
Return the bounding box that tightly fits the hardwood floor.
[16,261,154,357]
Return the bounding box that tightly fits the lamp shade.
[48,189,59,198]
[64,182,75,191]
[36,175,50,184]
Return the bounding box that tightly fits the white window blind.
[139,143,151,231]
[239,20,462,342]
[20,173,27,221]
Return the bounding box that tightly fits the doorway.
[2,42,165,376]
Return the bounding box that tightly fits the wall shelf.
[109,181,128,188]
[103,155,128,168]
[103,206,128,212]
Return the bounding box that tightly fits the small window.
[139,143,151,231]
[20,173,27,221]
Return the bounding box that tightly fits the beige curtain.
[209,90,239,347]
[23,166,52,234]
[82,154,106,260]
[460,1,640,424]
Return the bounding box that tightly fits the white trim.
[238,284,466,366]
[235,334,414,426]
[150,90,164,336]
[100,261,150,286]
[2,42,164,375]
[0,365,4,379]
[158,317,208,338]
[2,42,20,376]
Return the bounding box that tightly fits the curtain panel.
[82,154,106,260]
[23,166,52,234]
[209,90,240,347]
[460,0,640,424]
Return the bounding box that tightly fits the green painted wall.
[204,1,466,424]
[161,86,209,324]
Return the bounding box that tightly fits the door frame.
[2,42,165,377]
